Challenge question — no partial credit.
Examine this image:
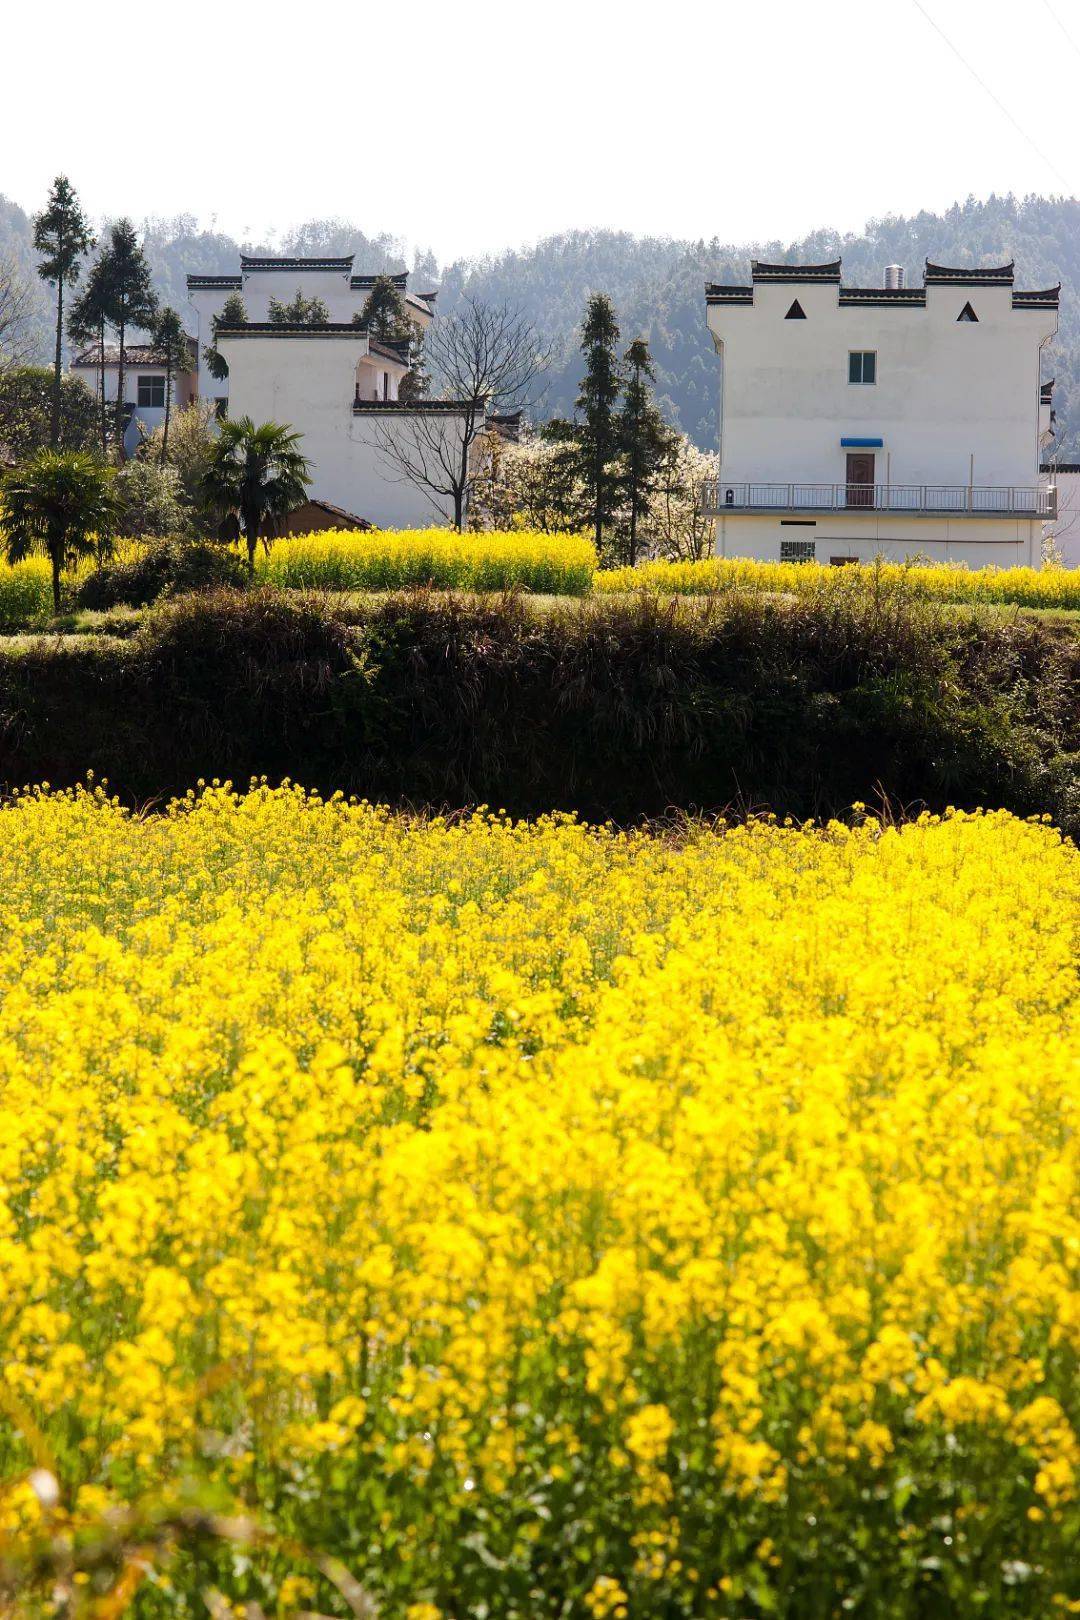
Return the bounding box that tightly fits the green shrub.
[0,557,54,629]
[75,540,248,609]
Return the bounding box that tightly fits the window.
[780,539,816,564]
[137,375,166,408]
[214,397,228,421]
[848,351,876,385]
[957,301,979,322]
[785,298,806,320]
[383,371,390,400]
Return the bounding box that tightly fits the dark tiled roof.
[350,272,408,289]
[241,254,355,272]
[414,290,438,302]
[839,287,926,305]
[72,338,197,369]
[352,399,477,414]
[751,259,842,282]
[1042,379,1055,402]
[924,260,1014,285]
[215,322,367,337]
[705,284,753,305]
[368,338,410,365]
[187,274,242,290]
[1042,462,1080,473]
[1013,287,1061,309]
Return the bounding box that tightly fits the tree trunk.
[51,282,64,449]
[98,320,108,456]
[115,318,127,463]
[629,491,638,568]
[50,549,61,616]
[161,361,172,464]
[247,527,257,577]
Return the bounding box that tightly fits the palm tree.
[1,450,118,614]
[201,417,311,575]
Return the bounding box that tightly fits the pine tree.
[100,221,158,462]
[543,294,622,551]
[68,255,113,457]
[151,307,191,463]
[32,177,93,449]
[267,289,329,326]
[204,292,247,383]
[356,277,427,402]
[618,338,673,566]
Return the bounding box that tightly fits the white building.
[70,337,198,458]
[188,253,479,528]
[703,258,1060,567]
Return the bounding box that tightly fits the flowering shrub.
[597,553,1080,610]
[256,529,597,596]
[0,786,1078,1615]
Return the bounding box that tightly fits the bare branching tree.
[371,297,546,530]
[0,256,33,371]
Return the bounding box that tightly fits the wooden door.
[846,452,875,508]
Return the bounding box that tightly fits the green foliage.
[0,449,118,612]
[98,220,158,455]
[200,416,311,569]
[150,305,192,459]
[356,276,427,399]
[114,460,191,539]
[75,538,247,608]
[0,366,99,458]
[267,289,330,326]
[618,337,674,565]
[543,295,627,554]
[141,400,219,526]
[67,257,116,457]
[32,176,93,449]
[2,590,1080,836]
[204,291,246,382]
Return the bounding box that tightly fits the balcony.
[699,481,1057,520]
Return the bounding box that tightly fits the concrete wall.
[1044,471,1080,566]
[714,512,1043,568]
[189,267,433,406]
[217,329,466,528]
[706,276,1056,562]
[70,361,196,457]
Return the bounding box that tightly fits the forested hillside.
[3,191,1079,454]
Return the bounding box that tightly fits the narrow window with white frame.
[848,351,877,385]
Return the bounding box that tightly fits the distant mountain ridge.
[2,192,1078,456]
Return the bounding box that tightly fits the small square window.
[849,351,876,385]
[137,375,166,408]
[780,539,816,564]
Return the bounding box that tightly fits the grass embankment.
[2,586,1080,827]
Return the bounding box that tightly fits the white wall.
[715,512,1042,568]
[188,267,433,406]
[70,361,195,457]
[708,282,1055,491]
[217,330,466,527]
[1044,471,1080,566]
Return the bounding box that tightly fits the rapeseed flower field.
[255,529,596,595]
[594,554,1080,611]
[0,785,1078,1616]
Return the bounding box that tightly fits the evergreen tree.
[32,177,93,449]
[543,294,623,551]
[355,277,427,401]
[68,255,114,457]
[150,307,191,463]
[204,292,247,382]
[267,289,329,326]
[100,221,158,461]
[618,338,673,566]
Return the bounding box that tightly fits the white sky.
[2,0,1078,266]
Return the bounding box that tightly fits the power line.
[1041,0,1080,66]
[909,0,1071,192]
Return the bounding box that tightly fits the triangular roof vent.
[957,301,979,322]
[785,299,807,320]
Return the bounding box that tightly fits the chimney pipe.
[884,264,905,290]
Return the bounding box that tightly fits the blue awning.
[841,436,883,448]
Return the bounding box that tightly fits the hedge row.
[2,588,1079,826]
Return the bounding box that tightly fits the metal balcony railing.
[699,481,1058,520]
